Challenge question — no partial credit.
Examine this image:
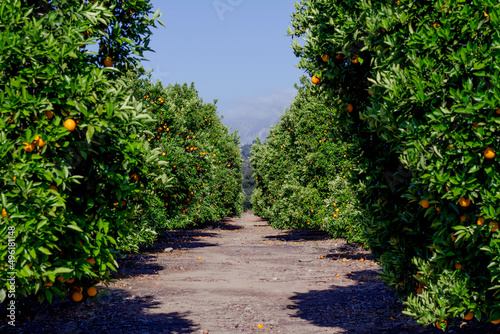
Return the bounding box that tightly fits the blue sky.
[142,0,304,144]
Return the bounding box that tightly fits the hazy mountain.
[224,118,274,145]
[219,88,297,145]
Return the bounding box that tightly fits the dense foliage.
[0,0,243,306]
[128,72,244,232]
[241,144,255,211]
[285,0,500,329]
[251,77,367,244]
[0,0,162,304]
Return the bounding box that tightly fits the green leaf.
[38,247,52,255]
[45,288,53,304]
[52,267,73,274]
[86,124,95,143]
[0,289,6,303]
[66,224,83,232]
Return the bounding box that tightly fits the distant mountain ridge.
[224,119,272,145]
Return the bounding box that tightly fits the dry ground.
[3,212,500,333]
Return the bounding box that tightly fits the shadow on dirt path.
[289,272,428,334]
[4,212,500,333]
[4,290,199,334]
[289,269,500,334]
[264,229,331,242]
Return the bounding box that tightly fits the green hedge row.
[129,72,244,233]
[251,77,367,244]
[0,0,243,306]
[287,0,500,329]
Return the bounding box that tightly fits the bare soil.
[4,212,500,333]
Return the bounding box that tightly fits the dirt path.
[8,213,499,333]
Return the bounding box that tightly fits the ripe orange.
[23,142,35,152]
[335,53,342,59]
[48,185,58,192]
[451,232,457,242]
[346,104,354,112]
[87,286,97,297]
[484,147,495,159]
[496,108,500,115]
[34,135,46,147]
[103,56,114,67]
[458,197,470,207]
[489,222,499,232]
[492,319,500,324]
[65,278,75,284]
[420,200,430,208]
[460,215,466,222]
[455,263,462,270]
[322,54,328,62]
[464,312,474,321]
[45,110,54,119]
[64,119,76,131]
[311,75,321,85]
[351,55,359,63]
[86,258,96,265]
[44,281,53,287]
[477,217,485,226]
[72,291,83,302]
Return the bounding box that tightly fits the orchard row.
[0,0,242,304]
[253,0,500,330]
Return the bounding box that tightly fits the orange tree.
[129,71,244,229]
[289,0,500,329]
[0,0,162,304]
[250,76,367,244]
